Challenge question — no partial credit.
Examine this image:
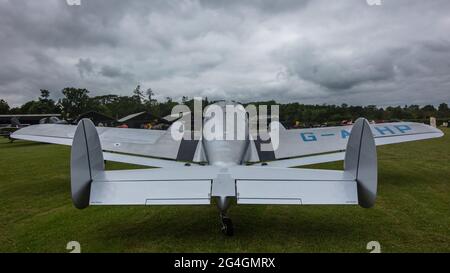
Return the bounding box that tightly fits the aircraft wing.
[11,124,199,166]
[261,122,443,167]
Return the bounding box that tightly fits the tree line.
[0,86,449,126]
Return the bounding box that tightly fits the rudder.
[70,119,104,209]
[344,118,378,208]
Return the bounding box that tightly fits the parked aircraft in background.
[0,117,27,140]
[11,102,444,235]
[0,114,66,141]
[39,116,68,125]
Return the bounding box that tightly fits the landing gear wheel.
[220,215,234,236]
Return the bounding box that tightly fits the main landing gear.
[220,213,234,236]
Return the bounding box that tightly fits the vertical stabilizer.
[344,118,378,208]
[70,119,104,209]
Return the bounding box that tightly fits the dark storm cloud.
[0,1,120,49]
[77,58,94,78]
[100,65,123,78]
[0,0,450,106]
[100,65,134,80]
[198,0,310,14]
[284,45,397,90]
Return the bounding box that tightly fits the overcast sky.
[1,0,450,107]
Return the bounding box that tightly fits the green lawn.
[0,129,449,253]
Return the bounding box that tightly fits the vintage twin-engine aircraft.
[11,101,443,235]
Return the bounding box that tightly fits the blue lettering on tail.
[375,126,395,135]
[299,124,412,143]
[394,125,412,133]
[301,133,317,142]
[341,130,351,139]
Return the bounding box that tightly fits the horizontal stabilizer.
[89,167,220,206]
[230,166,358,205]
[70,119,215,208]
[90,180,212,205]
[237,180,357,205]
[231,118,378,208]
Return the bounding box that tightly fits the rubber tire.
[221,217,234,236]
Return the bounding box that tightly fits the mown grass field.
[0,129,449,253]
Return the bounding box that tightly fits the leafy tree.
[0,99,9,114]
[421,105,437,118]
[10,90,59,115]
[406,105,421,119]
[35,89,59,114]
[4,86,448,126]
[59,88,91,120]
[105,96,145,119]
[132,85,144,103]
[8,107,21,114]
[146,88,155,103]
[438,103,450,118]
[19,101,36,114]
[40,89,50,100]
[91,95,119,106]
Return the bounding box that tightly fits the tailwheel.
[220,214,234,236]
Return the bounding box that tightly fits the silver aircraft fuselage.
[202,102,250,167]
[200,102,251,213]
